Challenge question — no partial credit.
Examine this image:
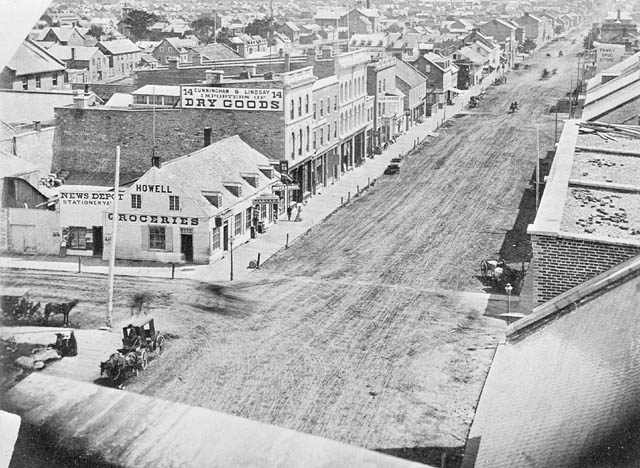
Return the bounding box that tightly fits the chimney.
[264,71,274,80]
[321,46,332,59]
[617,9,621,21]
[248,64,257,77]
[71,47,75,61]
[239,70,250,79]
[284,52,291,71]
[84,83,89,95]
[305,48,316,62]
[72,90,89,109]
[33,121,42,132]
[204,127,212,147]
[151,148,161,169]
[205,69,224,84]
[167,56,179,70]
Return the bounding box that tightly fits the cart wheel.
[155,335,166,356]
[480,260,489,279]
[140,350,148,370]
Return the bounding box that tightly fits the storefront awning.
[448,87,464,94]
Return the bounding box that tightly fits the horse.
[43,299,79,327]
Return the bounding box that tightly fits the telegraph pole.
[106,146,121,328]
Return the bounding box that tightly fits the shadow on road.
[377,445,465,468]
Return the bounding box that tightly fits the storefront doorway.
[223,221,229,251]
[92,227,103,257]
[180,228,193,262]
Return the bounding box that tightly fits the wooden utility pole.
[535,124,540,212]
[106,146,121,328]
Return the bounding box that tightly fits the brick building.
[394,58,427,129]
[527,120,640,303]
[366,56,396,149]
[411,52,459,112]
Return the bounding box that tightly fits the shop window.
[53,74,58,87]
[149,226,166,250]
[131,194,141,209]
[35,76,41,89]
[212,227,220,250]
[22,77,28,90]
[169,195,179,211]
[234,212,242,236]
[67,227,88,249]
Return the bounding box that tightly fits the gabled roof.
[194,43,241,61]
[455,46,485,65]
[98,39,140,55]
[155,135,279,213]
[40,26,86,42]
[464,254,640,468]
[314,9,348,20]
[48,45,101,62]
[163,37,198,51]
[5,39,66,76]
[394,58,427,88]
[0,150,39,178]
[284,21,300,32]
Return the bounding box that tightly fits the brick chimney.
[284,52,291,71]
[321,46,333,59]
[151,148,161,169]
[33,121,41,132]
[72,90,90,109]
[205,69,224,84]
[248,64,257,77]
[71,47,75,61]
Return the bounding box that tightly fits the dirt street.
[1,32,585,461]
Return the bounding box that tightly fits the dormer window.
[258,165,274,179]
[203,191,223,208]
[241,173,259,187]
[223,182,242,197]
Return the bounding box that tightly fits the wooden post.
[171,263,175,279]
[357,184,360,194]
[106,145,120,329]
[341,196,344,205]
[348,191,351,202]
[286,233,289,249]
[257,253,261,269]
[77,257,81,273]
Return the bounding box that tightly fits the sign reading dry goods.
[181,86,283,111]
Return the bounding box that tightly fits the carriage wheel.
[155,335,166,356]
[139,350,148,370]
[480,260,489,279]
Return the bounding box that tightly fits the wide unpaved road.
[1,34,586,460]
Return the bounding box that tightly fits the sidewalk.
[0,79,493,283]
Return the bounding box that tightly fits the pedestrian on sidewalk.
[287,205,292,221]
[294,204,303,222]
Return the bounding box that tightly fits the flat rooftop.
[529,120,640,245]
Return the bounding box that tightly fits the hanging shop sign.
[181,86,284,111]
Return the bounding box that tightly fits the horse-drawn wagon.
[480,258,526,293]
[100,317,166,384]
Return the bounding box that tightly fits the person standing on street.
[295,204,303,222]
[287,205,292,221]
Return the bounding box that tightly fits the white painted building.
[102,136,280,264]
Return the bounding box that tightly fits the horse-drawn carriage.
[100,317,166,384]
[480,259,526,293]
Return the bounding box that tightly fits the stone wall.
[52,107,286,176]
[531,233,640,303]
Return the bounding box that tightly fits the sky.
[0,0,51,68]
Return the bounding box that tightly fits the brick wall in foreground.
[531,234,640,303]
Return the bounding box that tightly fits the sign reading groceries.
[181,86,283,111]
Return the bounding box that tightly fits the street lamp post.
[505,283,513,315]
[229,236,235,281]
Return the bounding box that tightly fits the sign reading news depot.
[181,86,284,111]
[59,189,125,226]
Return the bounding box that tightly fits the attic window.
[223,182,242,197]
[241,173,259,187]
[258,165,275,179]
[203,191,223,208]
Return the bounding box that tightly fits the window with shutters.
[131,194,141,209]
[234,212,242,236]
[149,226,166,250]
[211,227,220,250]
[169,195,179,211]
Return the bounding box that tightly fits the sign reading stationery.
[181,86,284,111]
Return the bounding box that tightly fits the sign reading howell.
[181,86,284,111]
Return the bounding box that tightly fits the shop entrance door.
[223,222,229,251]
[180,229,193,262]
[92,227,103,256]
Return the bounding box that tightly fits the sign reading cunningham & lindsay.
[181,86,284,111]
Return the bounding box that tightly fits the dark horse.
[44,299,79,327]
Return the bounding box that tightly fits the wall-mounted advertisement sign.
[181,86,284,111]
